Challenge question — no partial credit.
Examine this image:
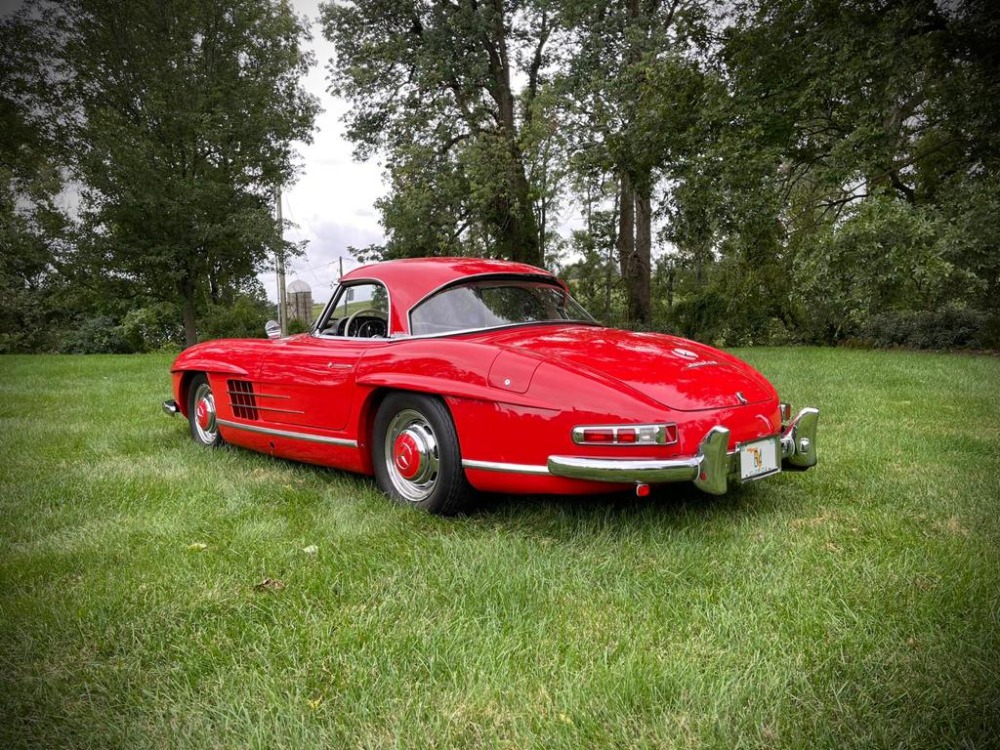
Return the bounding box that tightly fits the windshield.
[410,279,595,336]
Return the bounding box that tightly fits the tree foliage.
[556,0,711,326]
[660,0,1000,346]
[13,0,319,347]
[322,0,558,265]
[0,14,70,353]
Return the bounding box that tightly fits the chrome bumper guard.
[547,407,819,495]
[162,399,179,416]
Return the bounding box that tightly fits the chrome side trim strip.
[216,419,358,447]
[225,387,290,400]
[462,459,551,476]
[249,405,306,415]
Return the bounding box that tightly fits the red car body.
[164,258,818,513]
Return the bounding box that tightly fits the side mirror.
[265,320,281,339]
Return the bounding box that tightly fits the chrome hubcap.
[385,409,439,502]
[193,383,218,444]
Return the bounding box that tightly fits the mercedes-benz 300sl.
[163,258,818,514]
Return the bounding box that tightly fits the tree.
[0,14,69,352]
[556,0,712,327]
[30,0,318,346]
[658,0,1000,345]
[322,0,559,266]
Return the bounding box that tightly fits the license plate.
[739,437,780,481]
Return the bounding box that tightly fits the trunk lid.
[480,325,775,412]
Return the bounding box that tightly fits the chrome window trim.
[408,274,596,338]
[217,419,358,447]
[392,319,603,341]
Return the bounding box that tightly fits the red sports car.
[163,258,818,514]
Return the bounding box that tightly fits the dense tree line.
[2,0,997,352]
[326,0,999,349]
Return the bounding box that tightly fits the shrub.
[58,315,132,354]
[121,304,184,352]
[863,305,990,350]
[199,295,273,341]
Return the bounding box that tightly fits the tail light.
[572,423,678,446]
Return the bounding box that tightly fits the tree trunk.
[618,171,635,325]
[209,269,220,304]
[618,172,652,327]
[607,189,618,320]
[666,261,675,310]
[633,186,652,326]
[499,143,542,267]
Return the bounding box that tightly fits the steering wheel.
[344,308,388,338]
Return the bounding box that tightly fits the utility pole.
[275,185,287,336]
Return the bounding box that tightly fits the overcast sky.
[262,0,387,304]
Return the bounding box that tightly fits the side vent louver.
[228,380,259,420]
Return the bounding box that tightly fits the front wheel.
[373,393,470,514]
[187,374,224,447]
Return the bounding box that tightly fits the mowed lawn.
[0,349,997,749]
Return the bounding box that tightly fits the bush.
[58,315,132,354]
[121,304,184,352]
[863,305,991,350]
[667,289,730,344]
[199,295,273,341]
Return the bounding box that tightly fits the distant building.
[287,279,313,326]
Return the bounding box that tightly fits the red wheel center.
[196,399,211,429]
[393,432,422,480]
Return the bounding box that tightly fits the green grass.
[1,348,997,748]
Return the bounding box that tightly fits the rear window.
[410,279,594,336]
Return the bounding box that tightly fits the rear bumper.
[547,407,819,495]
[162,399,180,416]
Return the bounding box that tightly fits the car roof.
[339,257,558,335]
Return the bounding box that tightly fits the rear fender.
[355,341,551,409]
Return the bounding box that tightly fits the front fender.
[170,357,250,378]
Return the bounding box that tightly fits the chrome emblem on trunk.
[736,391,748,405]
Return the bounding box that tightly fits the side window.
[317,282,389,337]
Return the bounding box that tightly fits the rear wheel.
[373,393,470,514]
[188,374,224,447]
